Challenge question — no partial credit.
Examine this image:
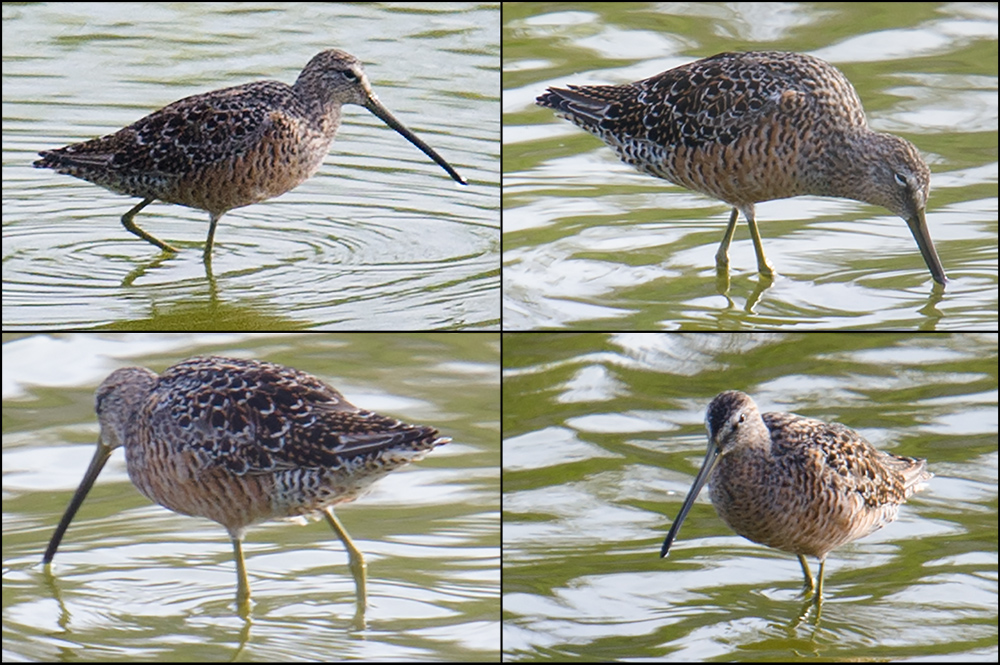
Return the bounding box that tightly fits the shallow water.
[503,3,997,330]
[502,332,997,660]
[3,332,500,660]
[4,3,500,330]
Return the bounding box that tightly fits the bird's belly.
[155,133,335,214]
[709,475,875,560]
[125,447,278,536]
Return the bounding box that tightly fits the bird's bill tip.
[42,440,115,563]
[363,97,466,185]
[905,211,947,286]
[658,441,723,559]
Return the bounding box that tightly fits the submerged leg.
[742,207,775,277]
[121,196,178,252]
[815,558,826,604]
[714,207,741,269]
[324,507,368,609]
[203,211,224,261]
[232,536,252,612]
[797,554,816,592]
[797,555,827,607]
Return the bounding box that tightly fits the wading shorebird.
[537,51,946,285]
[43,356,449,616]
[34,49,466,261]
[660,390,931,603]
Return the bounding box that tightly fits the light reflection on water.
[503,3,995,330]
[6,3,500,330]
[3,331,500,659]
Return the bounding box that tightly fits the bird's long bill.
[660,441,723,558]
[42,440,114,564]
[905,210,947,285]
[363,96,467,185]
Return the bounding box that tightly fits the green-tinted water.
[502,332,996,660]
[503,2,997,329]
[3,332,500,660]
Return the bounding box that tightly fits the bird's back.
[118,357,446,535]
[537,51,925,213]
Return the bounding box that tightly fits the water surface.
[503,2,997,329]
[502,332,996,660]
[3,332,501,660]
[5,3,500,330]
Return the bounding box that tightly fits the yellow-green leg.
[324,508,368,610]
[121,196,178,252]
[797,554,815,592]
[715,207,740,269]
[233,538,251,607]
[715,205,776,277]
[815,559,826,604]
[203,212,223,261]
[798,554,826,606]
[744,209,776,277]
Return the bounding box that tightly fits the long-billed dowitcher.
[43,356,449,614]
[34,49,466,261]
[660,390,931,603]
[536,51,947,285]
